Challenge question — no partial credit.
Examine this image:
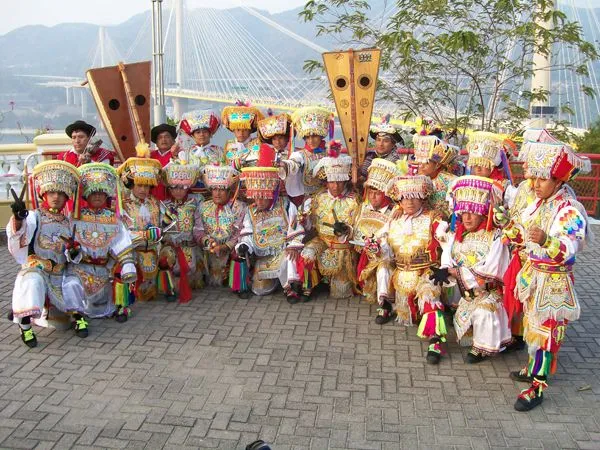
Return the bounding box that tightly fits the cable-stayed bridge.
[30,0,600,129]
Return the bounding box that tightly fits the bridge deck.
[0,229,599,449]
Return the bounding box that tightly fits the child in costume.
[63,163,137,324]
[234,145,304,299]
[354,159,400,323]
[196,164,247,287]
[413,135,458,218]
[465,131,514,191]
[439,175,511,363]
[279,106,331,207]
[504,140,590,411]
[222,104,264,169]
[7,160,80,347]
[118,148,170,301]
[376,175,446,364]
[159,160,204,303]
[178,109,224,196]
[300,151,359,300]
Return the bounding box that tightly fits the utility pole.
[99,26,107,67]
[151,0,166,125]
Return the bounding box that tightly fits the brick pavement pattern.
[0,227,599,450]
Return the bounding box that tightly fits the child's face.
[169,186,188,200]
[272,134,289,151]
[192,128,211,146]
[534,177,562,200]
[304,135,323,150]
[417,161,440,177]
[470,165,492,178]
[132,184,151,200]
[367,189,386,209]
[234,129,251,142]
[87,192,108,209]
[327,181,346,197]
[461,212,484,232]
[254,198,272,211]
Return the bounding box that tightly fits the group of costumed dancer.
[6,105,592,412]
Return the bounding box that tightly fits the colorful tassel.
[229,258,249,292]
[528,349,552,377]
[417,309,447,339]
[157,269,175,296]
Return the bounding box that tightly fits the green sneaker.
[74,317,89,338]
[20,327,37,348]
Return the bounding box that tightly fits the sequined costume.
[221,105,264,170]
[301,153,359,299]
[441,176,511,358]
[7,160,80,346]
[505,140,590,411]
[236,197,304,295]
[118,153,165,301]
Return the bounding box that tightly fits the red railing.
[397,148,600,217]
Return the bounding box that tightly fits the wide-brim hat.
[369,123,404,145]
[65,120,96,137]
[151,124,177,143]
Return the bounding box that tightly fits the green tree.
[300,0,598,135]
[575,118,600,154]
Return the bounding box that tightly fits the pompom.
[135,142,150,158]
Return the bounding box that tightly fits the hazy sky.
[0,0,307,35]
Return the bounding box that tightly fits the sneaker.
[301,294,312,303]
[286,291,300,305]
[466,351,488,364]
[165,294,177,302]
[374,307,394,325]
[514,386,544,411]
[20,327,37,348]
[7,311,14,322]
[238,290,252,300]
[74,317,89,338]
[510,368,533,383]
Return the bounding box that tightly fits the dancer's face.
[400,197,423,216]
[46,191,68,210]
[534,177,562,200]
[132,184,151,200]
[87,192,107,209]
[234,129,251,142]
[192,129,211,146]
[211,188,230,206]
[461,212,484,232]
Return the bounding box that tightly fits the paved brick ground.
[0,228,599,449]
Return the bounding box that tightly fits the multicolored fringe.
[157,270,175,296]
[229,259,249,292]
[146,227,161,242]
[113,280,133,308]
[417,309,447,339]
[528,350,553,377]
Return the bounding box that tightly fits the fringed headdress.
[386,175,433,202]
[518,141,591,182]
[365,159,401,192]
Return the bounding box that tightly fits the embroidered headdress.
[179,109,221,136]
[117,143,163,186]
[412,135,457,168]
[163,160,200,189]
[291,106,331,139]
[203,164,239,190]
[258,113,291,142]
[365,159,401,192]
[32,160,79,199]
[518,141,591,182]
[386,175,433,202]
[465,131,506,170]
[221,105,264,132]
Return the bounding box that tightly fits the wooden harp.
[322,49,381,184]
[86,61,151,161]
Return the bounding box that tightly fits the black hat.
[369,125,404,146]
[65,120,96,137]
[151,124,177,143]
